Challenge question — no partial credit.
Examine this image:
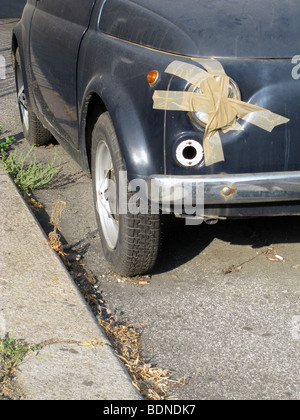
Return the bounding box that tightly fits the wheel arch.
[11,33,19,69]
[81,91,107,173]
[79,63,165,180]
[11,26,35,113]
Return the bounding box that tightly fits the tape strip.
[153,59,290,166]
[153,91,210,113]
[192,57,226,75]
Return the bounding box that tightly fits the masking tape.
[153,59,290,166]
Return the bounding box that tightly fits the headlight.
[188,77,241,129]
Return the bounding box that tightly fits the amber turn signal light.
[147,70,159,86]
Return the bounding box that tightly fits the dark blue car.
[12,0,300,276]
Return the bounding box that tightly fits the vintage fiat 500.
[12,0,300,276]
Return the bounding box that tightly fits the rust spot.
[221,186,237,200]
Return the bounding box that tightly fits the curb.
[0,167,141,400]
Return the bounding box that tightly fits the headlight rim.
[187,77,241,130]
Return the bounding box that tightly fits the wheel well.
[85,93,107,171]
[11,34,18,69]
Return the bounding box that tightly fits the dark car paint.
[29,0,96,146]
[165,59,299,176]
[99,0,300,59]
[0,0,27,18]
[12,0,300,216]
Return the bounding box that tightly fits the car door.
[30,0,95,147]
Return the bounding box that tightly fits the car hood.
[99,0,299,59]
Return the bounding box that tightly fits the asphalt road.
[1,19,300,400]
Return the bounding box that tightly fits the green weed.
[0,125,60,197]
[0,334,38,395]
[0,125,15,158]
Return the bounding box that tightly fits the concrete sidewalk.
[0,167,141,400]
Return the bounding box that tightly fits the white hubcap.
[95,141,119,249]
[17,65,29,131]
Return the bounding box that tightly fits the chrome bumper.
[147,172,300,205]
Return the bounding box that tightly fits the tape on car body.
[153,59,290,166]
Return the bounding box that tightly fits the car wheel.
[91,112,161,277]
[15,49,52,146]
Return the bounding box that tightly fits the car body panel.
[99,0,300,59]
[164,58,299,175]
[12,0,300,217]
[77,26,174,178]
[12,0,36,111]
[29,0,96,147]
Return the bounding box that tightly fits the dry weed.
[47,200,69,266]
[223,244,286,274]
[99,319,184,400]
[25,197,45,212]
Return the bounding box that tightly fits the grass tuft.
[0,125,60,197]
[0,334,38,398]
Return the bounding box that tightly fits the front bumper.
[147,171,300,206]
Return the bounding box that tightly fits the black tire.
[91,112,161,277]
[15,49,52,146]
